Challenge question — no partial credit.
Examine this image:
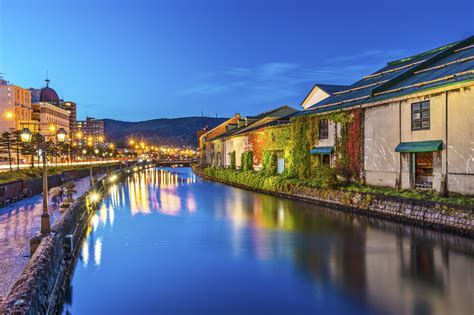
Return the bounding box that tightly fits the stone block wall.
[196,169,473,236]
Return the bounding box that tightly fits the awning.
[310,146,334,155]
[395,140,443,153]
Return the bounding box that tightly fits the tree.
[0,132,13,171]
[20,133,44,168]
[12,130,22,170]
[64,181,77,202]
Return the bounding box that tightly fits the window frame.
[319,119,329,139]
[411,100,430,131]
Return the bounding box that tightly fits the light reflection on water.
[62,167,474,315]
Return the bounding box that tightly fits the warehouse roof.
[299,35,474,115]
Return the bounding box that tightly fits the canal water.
[61,167,473,315]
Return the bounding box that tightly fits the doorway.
[413,152,433,189]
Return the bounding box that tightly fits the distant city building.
[77,116,105,140]
[62,101,77,135]
[30,79,70,137]
[0,78,38,133]
[32,102,70,137]
[30,79,61,105]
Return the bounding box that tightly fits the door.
[415,152,433,188]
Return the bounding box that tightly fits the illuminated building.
[62,101,77,134]
[0,78,38,133]
[77,116,105,142]
[30,79,70,137]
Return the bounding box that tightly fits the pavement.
[0,176,93,300]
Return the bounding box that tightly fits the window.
[411,101,430,130]
[319,120,329,139]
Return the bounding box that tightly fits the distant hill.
[103,117,227,148]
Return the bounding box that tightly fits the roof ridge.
[387,40,459,66]
[371,35,474,96]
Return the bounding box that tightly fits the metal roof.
[300,36,474,116]
[211,106,298,141]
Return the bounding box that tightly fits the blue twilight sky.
[0,0,472,121]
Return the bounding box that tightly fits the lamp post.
[20,127,67,234]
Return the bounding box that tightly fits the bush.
[241,151,254,171]
[313,165,338,189]
[335,163,354,183]
[229,151,236,169]
[261,151,277,176]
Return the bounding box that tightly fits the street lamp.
[20,127,67,234]
[57,128,67,143]
[20,128,32,143]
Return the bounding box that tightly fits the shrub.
[313,165,338,189]
[261,151,277,176]
[335,163,354,184]
[241,151,254,171]
[229,151,236,169]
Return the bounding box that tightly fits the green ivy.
[241,151,254,171]
[261,150,277,176]
[229,151,236,169]
[289,111,354,180]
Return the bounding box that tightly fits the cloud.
[180,81,246,95]
[177,48,407,113]
[325,49,407,63]
[178,61,373,100]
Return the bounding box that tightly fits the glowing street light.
[20,128,32,143]
[20,127,67,234]
[89,192,100,203]
[56,128,67,143]
[4,111,14,120]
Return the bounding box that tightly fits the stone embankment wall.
[1,164,142,315]
[195,169,473,237]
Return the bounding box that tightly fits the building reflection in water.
[218,188,473,315]
[113,168,198,216]
[79,168,198,269]
[74,167,473,315]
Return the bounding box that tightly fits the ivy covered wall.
[289,109,364,181]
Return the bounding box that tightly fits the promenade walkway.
[0,176,92,301]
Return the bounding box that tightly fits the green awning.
[395,140,443,153]
[310,146,334,155]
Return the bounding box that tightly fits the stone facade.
[364,83,474,195]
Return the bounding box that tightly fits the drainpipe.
[398,101,402,189]
[444,91,449,195]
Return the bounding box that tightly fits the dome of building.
[40,79,60,103]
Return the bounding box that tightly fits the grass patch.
[0,162,120,184]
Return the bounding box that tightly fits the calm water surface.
[61,167,474,315]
